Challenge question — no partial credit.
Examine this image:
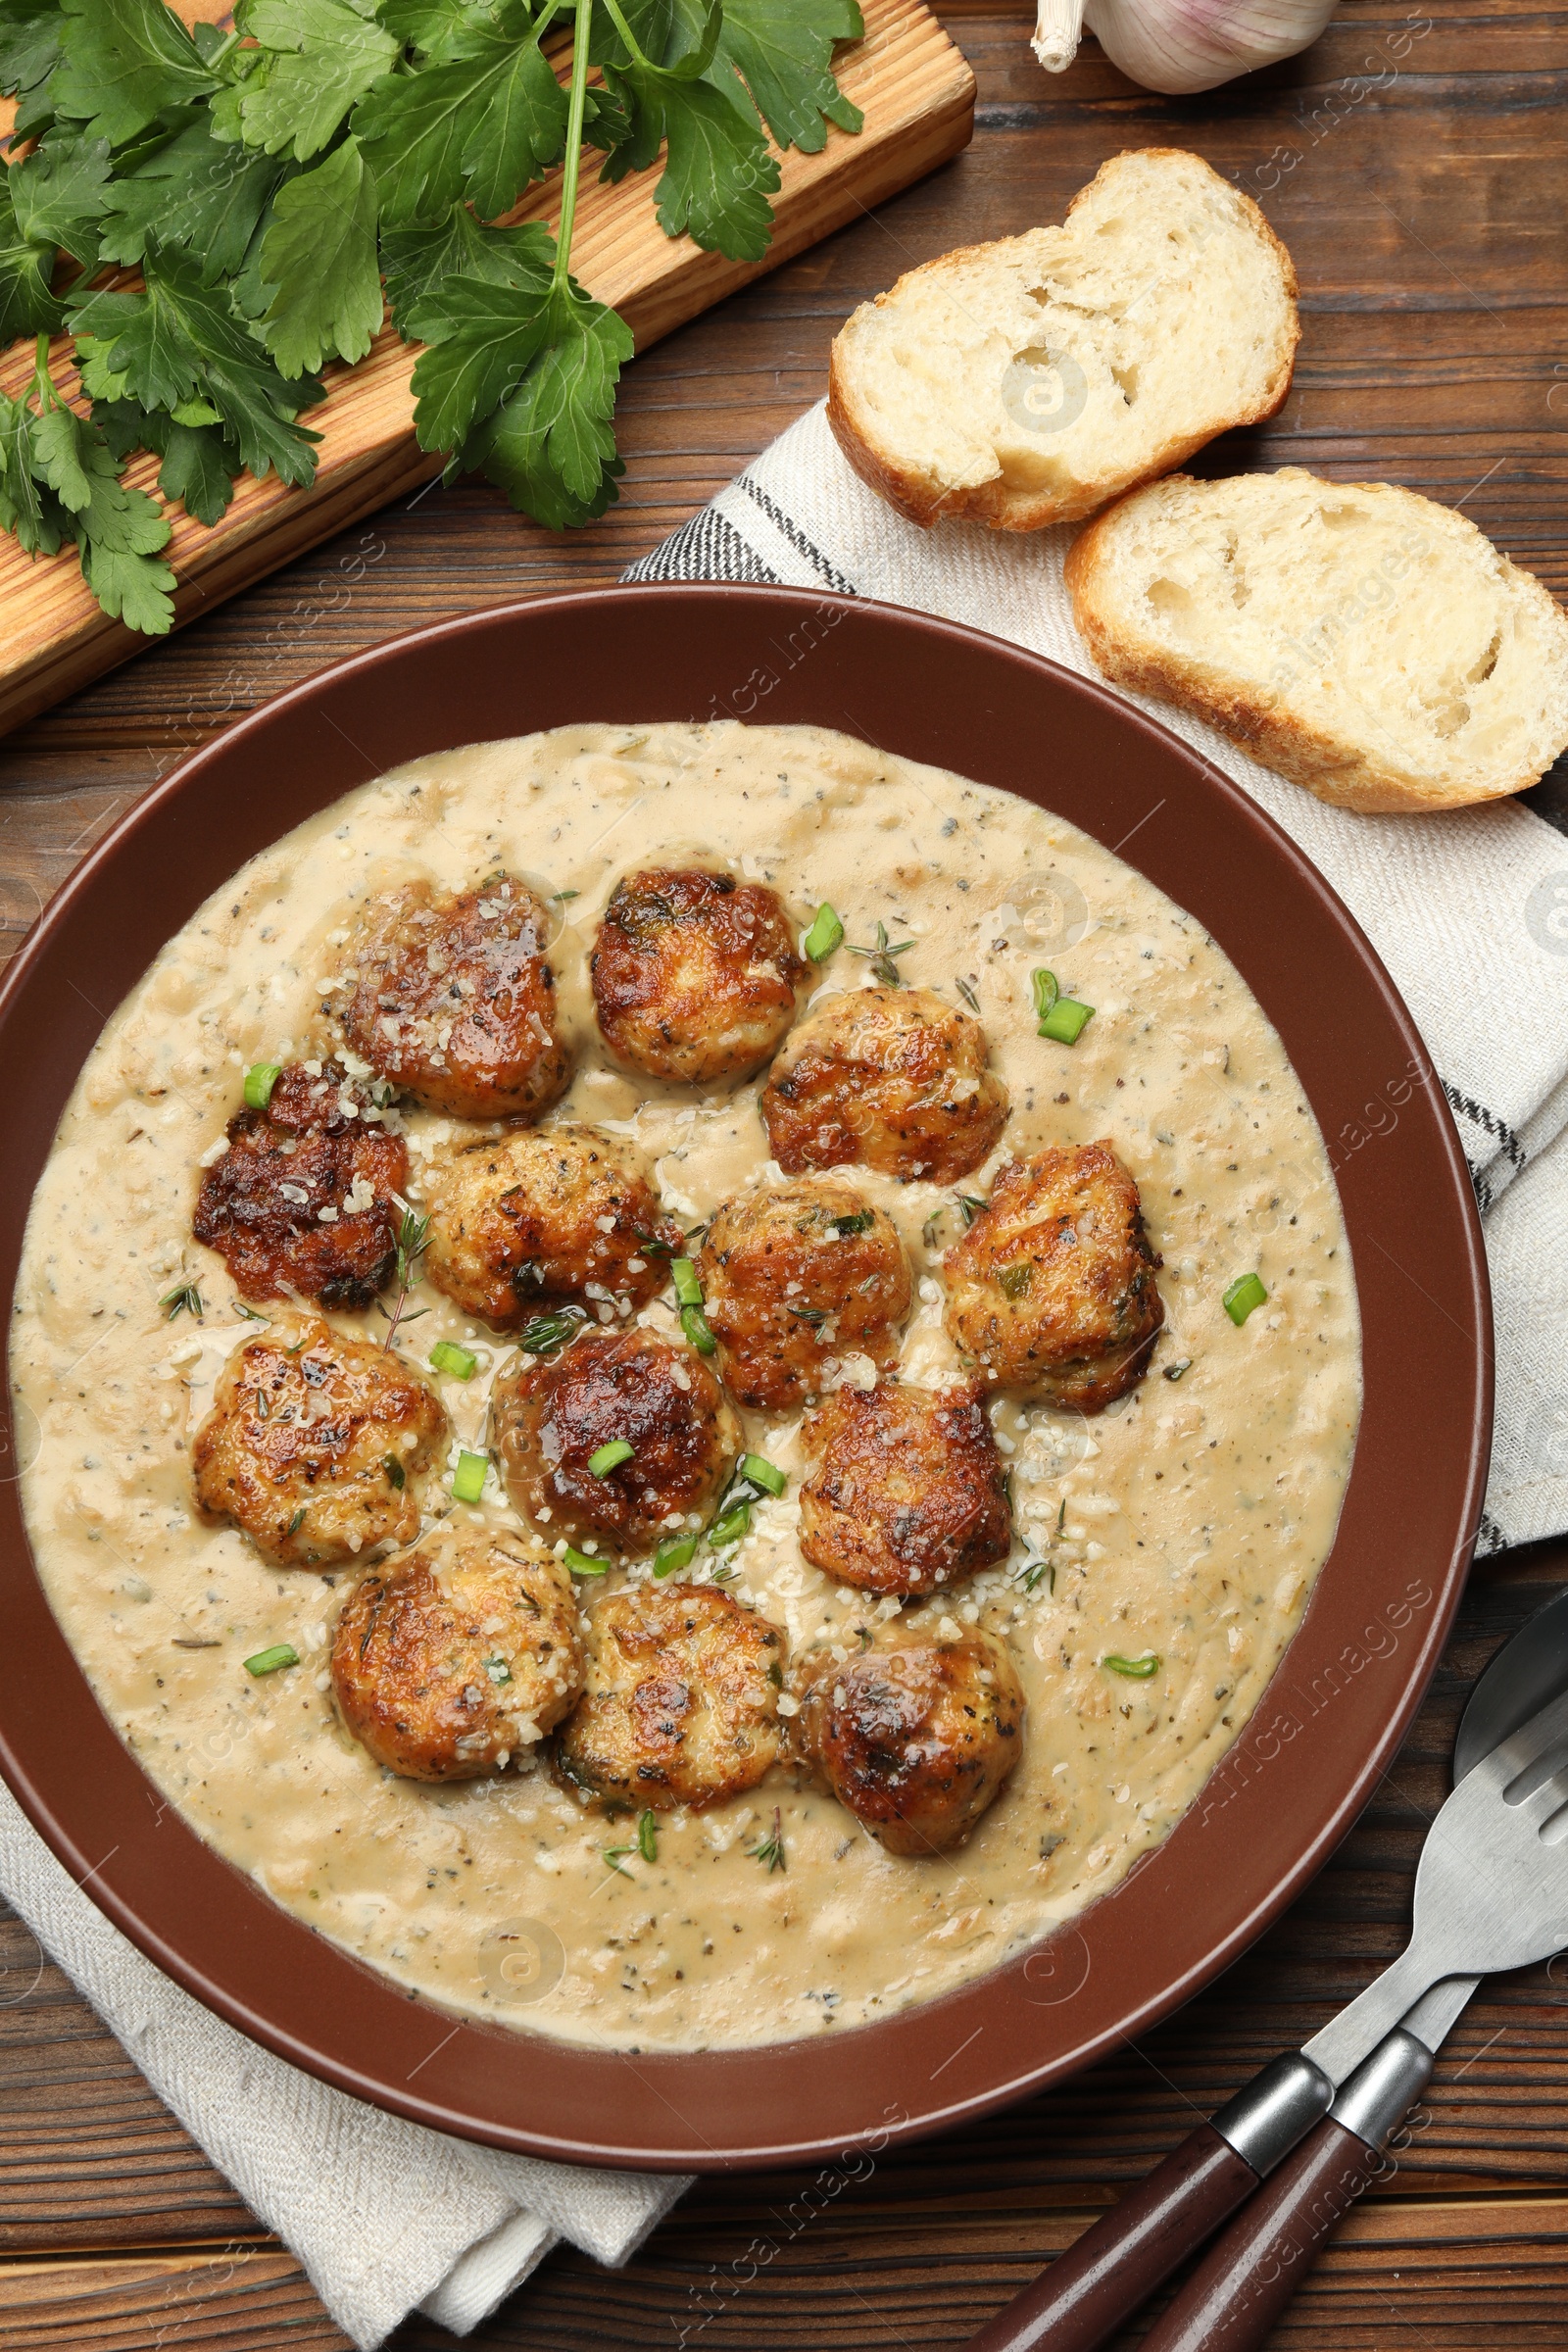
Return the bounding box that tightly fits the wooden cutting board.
[0,0,974,738]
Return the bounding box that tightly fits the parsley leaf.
[20,372,176,633]
[598,0,780,263]
[0,0,67,136]
[0,390,68,557]
[256,134,383,372]
[405,265,556,454]
[97,116,286,283]
[10,132,113,270]
[231,0,399,161]
[70,250,324,487]
[0,153,61,344]
[381,209,555,329]
[93,389,242,527]
[466,280,632,529]
[355,0,569,227]
[51,0,219,147]
[712,0,863,152]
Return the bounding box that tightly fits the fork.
[963,1681,1568,2352]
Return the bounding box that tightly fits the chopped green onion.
[452,1449,489,1503]
[803,903,844,961]
[654,1531,699,1579]
[429,1340,478,1381]
[1103,1652,1160,1679]
[670,1257,704,1306]
[243,1061,282,1110]
[564,1544,610,1576]
[383,1452,406,1489]
[1031,969,1059,1019]
[1039,996,1095,1045]
[244,1643,298,1677]
[588,1439,634,1477]
[1223,1273,1268,1327]
[709,1500,751,1547]
[518,1307,586,1356]
[739,1453,786,1497]
[637,1808,659,1863]
[681,1303,716,1355]
[484,1655,512,1685]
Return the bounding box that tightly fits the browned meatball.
[192,1060,407,1309]
[591,866,808,1083]
[493,1329,739,1558]
[943,1143,1163,1409]
[331,1525,585,1781]
[798,1381,1010,1596]
[556,1583,785,1812]
[791,1632,1025,1856]
[761,985,1008,1183]
[330,875,571,1121]
[193,1316,446,1569]
[696,1178,911,1410]
[422,1124,681,1331]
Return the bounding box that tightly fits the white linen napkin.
[0,1783,688,2345]
[5,400,1565,2352]
[626,401,1568,1555]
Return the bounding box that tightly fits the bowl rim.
[0,584,1492,2172]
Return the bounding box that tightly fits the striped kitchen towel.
[626,401,1568,1554]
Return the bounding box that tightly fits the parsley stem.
[551,0,596,297]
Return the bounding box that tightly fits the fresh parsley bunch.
[0,0,863,633]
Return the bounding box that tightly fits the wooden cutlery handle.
[962,2124,1258,2352]
[1136,2118,1382,2352]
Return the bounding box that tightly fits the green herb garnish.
[827,1209,875,1237]
[243,1061,282,1110]
[847,919,914,986]
[670,1257,704,1307]
[998,1264,1032,1300]
[653,1531,699,1579]
[709,1499,751,1547]
[749,1806,786,1872]
[955,976,980,1013]
[484,1655,512,1685]
[1033,969,1095,1044]
[1163,1358,1193,1381]
[588,1438,634,1477]
[680,1303,716,1355]
[244,1643,298,1677]
[381,1206,431,1350]
[6,0,865,636]
[564,1544,610,1576]
[161,1281,204,1321]
[429,1340,477,1381]
[518,1306,587,1356]
[739,1452,786,1497]
[958,1195,987,1228]
[1103,1652,1160,1679]
[803,903,844,961]
[451,1448,488,1504]
[637,1808,658,1863]
[1223,1273,1268,1326]
[383,1452,406,1489]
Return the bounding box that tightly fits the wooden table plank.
[0,0,1564,2342]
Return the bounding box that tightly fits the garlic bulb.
[1033,0,1338,92]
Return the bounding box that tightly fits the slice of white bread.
[1065,469,1568,814]
[826,148,1298,533]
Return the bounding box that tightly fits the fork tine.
[1483,1683,1568,1784]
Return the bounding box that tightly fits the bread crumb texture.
[1065,468,1568,813]
[826,147,1298,532]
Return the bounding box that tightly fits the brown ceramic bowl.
[0,588,1490,2171]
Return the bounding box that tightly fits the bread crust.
[826,149,1300,535]
[1064,475,1568,814]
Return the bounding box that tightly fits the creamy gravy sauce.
[13,722,1360,2052]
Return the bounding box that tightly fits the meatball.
[798,1381,1011,1596]
[943,1143,1164,1409]
[330,875,571,1121]
[696,1178,911,1410]
[493,1329,739,1557]
[591,865,808,1082]
[192,1316,446,1569]
[556,1583,785,1812]
[761,985,1008,1183]
[791,1632,1025,1856]
[192,1060,407,1309]
[331,1525,585,1781]
[422,1124,681,1331]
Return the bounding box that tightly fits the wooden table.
[2,2,1565,2341]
